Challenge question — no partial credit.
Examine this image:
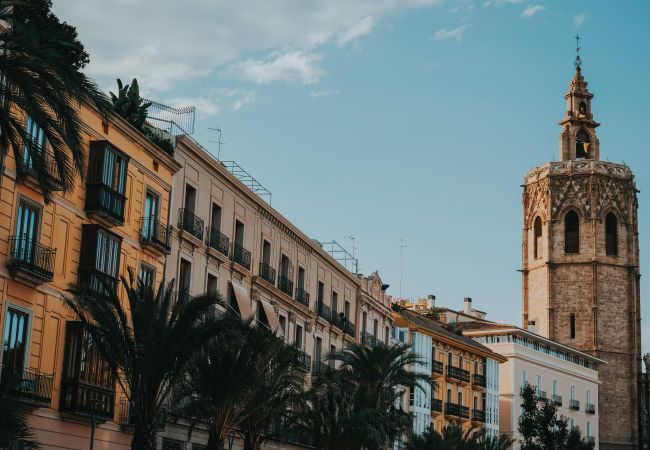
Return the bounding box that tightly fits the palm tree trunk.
[131,422,157,450]
[205,428,224,450]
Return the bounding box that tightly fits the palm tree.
[477,432,514,450]
[237,326,305,450]
[329,342,431,450]
[65,271,221,450]
[0,368,40,449]
[0,0,107,200]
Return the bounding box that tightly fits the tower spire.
[574,33,582,70]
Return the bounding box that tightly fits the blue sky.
[56,0,650,347]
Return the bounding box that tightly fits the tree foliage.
[518,383,594,450]
[0,368,41,449]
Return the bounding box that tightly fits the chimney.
[426,294,436,309]
[464,297,472,315]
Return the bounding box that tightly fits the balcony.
[278,275,294,297]
[60,380,116,423]
[7,236,55,284]
[78,268,119,299]
[316,302,331,322]
[20,146,63,191]
[343,321,356,338]
[178,208,204,241]
[140,217,172,254]
[472,373,486,388]
[361,331,377,347]
[231,243,251,270]
[569,399,580,411]
[85,183,126,226]
[311,361,330,377]
[432,360,443,376]
[586,403,596,414]
[553,394,563,406]
[259,262,276,285]
[445,402,469,419]
[206,227,229,257]
[0,364,53,408]
[291,348,312,373]
[537,390,548,402]
[431,398,442,413]
[446,366,470,384]
[295,288,310,308]
[472,409,485,423]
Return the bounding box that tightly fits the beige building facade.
[521,64,641,449]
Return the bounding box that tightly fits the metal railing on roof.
[220,160,272,204]
[144,99,195,136]
[313,240,359,274]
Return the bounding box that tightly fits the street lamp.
[89,398,102,450]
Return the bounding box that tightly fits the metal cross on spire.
[574,33,582,69]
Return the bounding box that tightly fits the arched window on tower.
[576,129,591,159]
[534,216,543,259]
[570,314,576,339]
[565,211,580,254]
[605,213,618,256]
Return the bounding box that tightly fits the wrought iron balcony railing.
[361,331,377,347]
[0,364,53,408]
[78,268,119,299]
[7,236,55,282]
[472,409,486,423]
[85,183,126,225]
[231,243,251,270]
[552,394,563,406]
[343,321,356,338]
[316,302,331,322]
[569,399,580,411]
[586,403,595,414]
[472,373,486,388]
[206,227,229,256]
[119,397,167,429]
[60,380,116,422]
[432,360,443,375]
[431,398,443,413]
[291,348,312,373]
[20,145,63,190]
[278,275,294,297]
[311,361,330,377]
[140,217,172,253]
[178,208,204,241]
[537,390,548,402]
[259,262,276,285]
[445,402,469,419]
[446,366,470,383]
[295,288,310,307]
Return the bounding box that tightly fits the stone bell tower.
[521,55,641,449]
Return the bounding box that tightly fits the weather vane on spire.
[574,33,582,69]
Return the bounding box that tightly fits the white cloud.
[231,91,256,111]
[232,51,324,85]
[574,14,586,29]
[337,16,376,46]
[166,96,220,116]
[309,89,342,98]
[433,25,469,42]
[483,0,523,6]
[53,0,446,92]
[521,5,545,18]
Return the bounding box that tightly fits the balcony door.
[14,201,40,263]
[23,115,45,170]
[102,147,127,195]
[2,307,29,371]
[142,191,159,240]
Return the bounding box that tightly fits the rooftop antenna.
[345,235,358,273]
[399,239,407,297]
[574,33,582,69]
[208,127,225,160]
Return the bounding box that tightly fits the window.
[210,203,222,232]
[586,389,591,405]
[315,337,323,363]
[86,142,129,223]
[262,240,271,265]
[279,315,286,337]
[448,352,453,366]
[162,438,184,450]
[570,385,576,401]
[329,344,336,368]
[138,263,155,289]
[207,274,218,296]
[570,314,576,339]
[141,191,160,241]
[605,213,618,256]
[447,388,452,402]
[23,115,46,171]
[297,267,306,291]
[13,200,41,262]
[385,326,389,344]
[459,356,464,370]
[234,220,245,246]
[79,225,122,295]
[344,300,351,319]
[552,380,558,397]
[2,307,30,370]
[536,375,542,396]
[520,370,527,389]
[373,319,378,337]
[179,259,192,297]
[184,184,197,214]
[458,392,463,406]
[534,216,543,259]
[565,211,580,254]
[473,396,478,410]
[317,281,325,305]
[586,421,591,438]
[576,128,590,158]
[362,311,367,333]
[332,291,338,314]
[295,324,303,348]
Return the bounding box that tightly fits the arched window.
[570,314,576,339]
[447,388,452,402]
[576,129,590,159]
[565,211,580,254]
[605,213,618,256]
[458,392,463,406]
[534,216,543,259]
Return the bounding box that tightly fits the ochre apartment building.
[0,103,180,449]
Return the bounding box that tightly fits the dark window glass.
[570,314,576,339]
[139,263,155,289]
[534,216,543,259]
[207,274,218,296]
[162,439,184,450]
[565,211,580,254]
[2,308,29,370]
[605,213,618,256]
[179,259,191,297]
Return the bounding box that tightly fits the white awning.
[259,299,281,333]
[230,281,253,319]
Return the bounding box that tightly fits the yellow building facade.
[0,103,180,449]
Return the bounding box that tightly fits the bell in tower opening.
[575,128,591,158]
